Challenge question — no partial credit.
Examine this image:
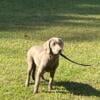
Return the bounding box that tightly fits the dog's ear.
[43,39,51,54]
[59,38,64,49]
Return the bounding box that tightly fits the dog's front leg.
[48,71,55,92]
[34,66,44,93]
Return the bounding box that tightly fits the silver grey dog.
[25,37,64,93]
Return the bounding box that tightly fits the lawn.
[0,0,100,100]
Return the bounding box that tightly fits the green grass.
[0,0,100,100]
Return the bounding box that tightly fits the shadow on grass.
[54,81,100,97]
[0,0,100,29]
[30,80,100,97]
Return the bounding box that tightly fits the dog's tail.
[60,53,91,66]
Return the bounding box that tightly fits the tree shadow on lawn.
[0,0,100,42]
[0,0,100,29]
[54,81,100,97]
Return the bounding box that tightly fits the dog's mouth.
[59,50,62,54]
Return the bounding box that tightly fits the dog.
[25,37,64,93]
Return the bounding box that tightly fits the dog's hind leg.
[25,56,33,87]
[41,74,49,82]
[32,60,36,81]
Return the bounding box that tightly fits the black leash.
[60,53,91,66]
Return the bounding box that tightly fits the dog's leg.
[32,61,36,81]
[25,57,33,87]
[41,75,45,80]
[34,67,44,93]
[48,71,55,92]
[41,75,49,82]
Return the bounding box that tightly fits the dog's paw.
[33,90,39,94]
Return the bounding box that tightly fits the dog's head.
[44,37,64,55]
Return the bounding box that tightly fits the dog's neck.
[49,52,59,58]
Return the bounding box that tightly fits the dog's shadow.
[54,81,100,97]
[30,80,100,96]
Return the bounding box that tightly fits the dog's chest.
[44,55,59,72]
